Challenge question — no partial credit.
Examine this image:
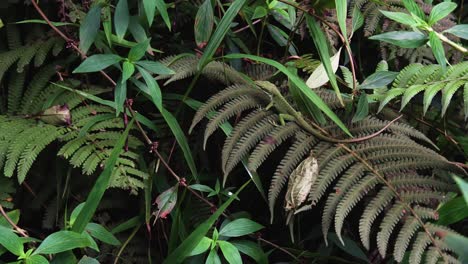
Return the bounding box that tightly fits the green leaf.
[71,121,134,233]
[129,16,148,42]
[230,240,267,264]
[102,6,113,46]
[155,0,171,30]
[306,15,343,105]
[329,233,369,262]
[189,184,215,193]
[86,223,121,246]
[429,2,457,26]
[219,218,264,237]
[33,231,91,255]
[429,31,446,71]
[78,256,100,264]
[15,19,75,27]
[437,196,468,225]
[195,0,214,47]
[69,203,85,227]
[359,71,398,89]
[252,6,268,19]
[143,0,156,26]
[444,24,468,40]
[0,226,23,256]
[128,38,150,62]
[352,93,369,123]
[188,237,212,256]
[335,0,348,42]
[454,175,468,204]
[224,53,352,136]
[122,61,135,83]
[206,249,222,264]
[163,180,251,264]
[73,54,122,73]
[114,0,129,39]
[306,48,341,89]
[136,66,162,109]
[136,60,175,75]
[401,0,426,20]
[114,77,127,114]
[25,255,49,264]
[351,8,364,33]
[218,241,242,264]
[198,0,247,69]
[79,5,102,53]
[0,209,20,228]
[442,233,468,263]
[380,10,418,26]
[369,31,428,48]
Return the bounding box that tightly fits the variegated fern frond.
[190,79,466,264]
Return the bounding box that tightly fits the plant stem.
[0,204,28,237]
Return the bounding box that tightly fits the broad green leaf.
[188,237,212,256]
[444,24,468,40]
[351,8,364,33]
[86,223,121,246]
[50,251,77,264]
[163,180,251,264]
[219,218,264,237]
[206,249,222,264]
[442,233,468,263]
[114,78,127,114]
[252,6,268,19]
[224,53,352,136]
[218,241,242,264]
[437,196,468,225]
[122,61,135,83]
[136,66,162,109]
[267,24,297,55]
[306,48,341,89]
[198,0,247,69]
[369,31,428,48]
[454,176,468,204]
[71,121,134,233]
[380,10,417,26]
[25,255,49,264]
[0,209,20,228]
[359,71,398,89]
[195,0,214,47]
[82,231,99,252]
[129,16,148,42]
[0,226,23,256]
[155,0,171,30]
[128,38,150,62]
[79,5,102,53]
[33,231,91,255]
[69,203,85,227]
[335,0,348,42]
[136,60,175,75]
[401,0,426,20]
[352,93,368,123]
[143,0,156,26]
[189,184,214,193]
[231,240,268,264]
[73,54,122,73]
[114,0,129,39]
[306,15,343,104]
[102,6,112,46]
[78,256,100,264]
[429,31,446,71]
[429,2,457,26]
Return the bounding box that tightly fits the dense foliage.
[0,0,467,263]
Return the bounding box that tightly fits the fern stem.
[338,143,449,263]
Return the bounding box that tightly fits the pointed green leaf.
[218,241,242,264]
[436,197,468,225]
[114,0,129,39]
[0,209,20,228]
[85,223,121,246]
[401,0,426,20]
[103,6,113,46]
[252,6,268,19]
[335,0,348,42]
[33,231,91,255]
[352,8,364,33]
[306,15,343,104]
[78,256,100,264]
[429,31,446,70]
[369,31,428,48]
[352,93,368,123]
[136,60,175,75]
[206,249,222,264]
[136,65,162,109]
[73,54,122,73]
[0,226,23,256]
[128,38,150,62]
[219,218,264,237]
[429,2,457,26]
[79,5,102,53]
[231,240,268,264]
[71,121,134,233]
[359,71,398,89]
[198,0,247,69]
[122,61,135,82]
[195,0,214,47]
[380,10,418,26]
[114,77,127,114]
[25,255,49,264]
[444,24,468,40]
[143,0,156,26]
[188,237,212,256]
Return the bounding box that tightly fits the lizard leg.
[279,113,295,126]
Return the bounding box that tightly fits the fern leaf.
[376,202,406,257]
[34,38,58,67]
[20,64,57,114]
[16,42,42,72]
[7,70,26,114]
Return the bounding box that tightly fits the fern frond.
[20,64,57,114]
[7,70,26,114]
[16,42,42,72]
[376,202,406,257]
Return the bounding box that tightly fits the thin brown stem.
[0,204,28,237]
